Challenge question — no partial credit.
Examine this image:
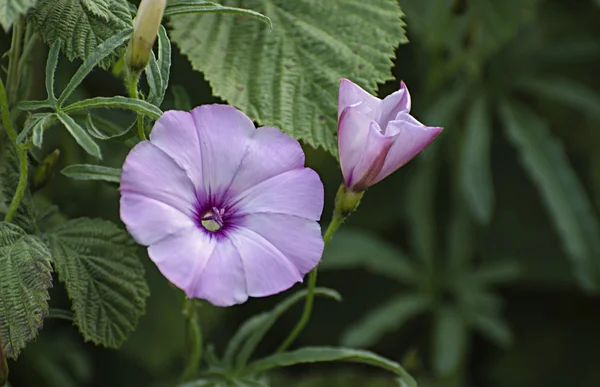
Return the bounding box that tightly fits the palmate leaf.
[0,222,53,359]
[41,218,149,348]
[170,0,406,155]
[0,0,36,31]
[29,0,133,65]
[500,100,600,291]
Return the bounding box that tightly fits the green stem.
[127,70,147,141]
[6,18,24,105]
[182,298,203,381]
[0,78,28,223]
[47,308,74,321]
[276,212,345,353]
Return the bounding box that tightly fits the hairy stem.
[0,78,28,223]
[276,212,345,353]
[182,299,203,381]
[127,71,147,141]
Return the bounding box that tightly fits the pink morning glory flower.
[338,79,443,192]
[120,105,324,306]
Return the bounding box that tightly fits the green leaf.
[234,287,341,368]
[164,0,271,26]
[320,229,416,283]
[500,100,600,292]
[45,42,61,106]
[61,164,121,183]
[16,113,54,146]
[0,0,36,31]
[432,307,468,376]
[245,347,416,387]
[56,112,102,159]
[146,26,171,108]
[172,85,192,111]
[470,312,513,347]
[460,95,494,224]
[57,29,133,106]
[341,293,431,348]
[0,222,53,359]
[41,218,149,348]
[470,261,520,285]
[18,100,53,111]
[170,0,406,154]
[83,114,136,143]
[516,76,600,120]
[63,96,163,119]
[29,0,133,65]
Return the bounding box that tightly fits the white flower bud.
[126,0,166,71]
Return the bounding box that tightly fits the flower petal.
[350,122,394,191]
[148,226,217,297]
[191,105,256,196]
[227,126,305,196]
[338,104,376,188]
[231,168,324,220]
[120,141,197,217]
[230,227,303,297]
[238,213,323,275]
[120,193,195,245]
[376,118,443,182]
[192,236,248,306]
[149,110,204,187]
[338,78,380,120]
[380,81,411,128]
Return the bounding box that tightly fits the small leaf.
[146,25,171,108]
[432,307,468,376]
[470,261,520,285]
[470,312,513,347]
[61,165,121,183]
[0,222,53,359]
[245,347,416,387]
[170,0,406,154]
[0,149,38,234]
[320,228,416,283]
[164,0,271,27]
[500,100,600,291]
[56,112,102,159]
[234,288,341,368]
[0,0,36,31]
[18,100,52,111]
[45,42,61,105]
[41,218,149,348]
[341,293,431,348]
[57,28,133,106]
[172,85,192,111]
[460,95,494,224]
[29,0,133,66]
[63,96,163,119]
[83,114,136,143]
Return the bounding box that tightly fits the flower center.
[201,206,226,232]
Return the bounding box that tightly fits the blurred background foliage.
[2,0,600,386]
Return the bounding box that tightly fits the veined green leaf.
[61,165,121,183]
[234,288,341,368]
[57,29,133,106]
[63,96,163,119]
[57,112,102,159]
[245,347,416,387]
[29,0,133,66]
[460,95,494,224]
[146,26,171,108]
[341,293,431,348]
[0,222,53,359]
[18,100,52,111]
[500,100,600,291]
[320,229,416,283]
[432,307,468,376]
[0,0,36,31]
[170,0,406,154]
[41,218,149,348]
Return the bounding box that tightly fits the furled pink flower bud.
[337,79,443,192]
[126,0,166,71]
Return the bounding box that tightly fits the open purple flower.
[338,79,443,192]
[120,105,324,306]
